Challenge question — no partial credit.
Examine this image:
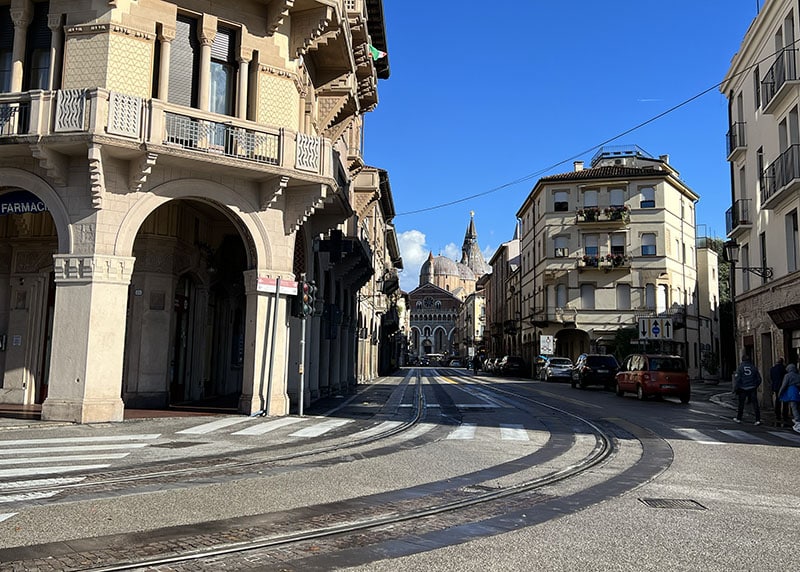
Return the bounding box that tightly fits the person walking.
[471,354,481,375]
[733,354,762,425]
[770,357,789,426]
[778,363,800,433]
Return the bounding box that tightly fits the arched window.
[645,283,656,309]
[556,283,567,308]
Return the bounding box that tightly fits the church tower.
[460,211,490,276]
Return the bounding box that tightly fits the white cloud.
[443,242,460,260]
[397,229,428,292]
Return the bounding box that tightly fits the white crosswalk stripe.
[0,443,149,455]
[0,465,111,478]
[674,428,725,445]
[176,417,253,434]
[499,424,530,441]
[768,431,800,444]
[231,417,306,435]
[289,419,352,438]
[718,429,770,444]
[0,513,16,523]
[0,490,63,504]
[446,423,477,440]
[0,453,129,465]
[356,421,403,439]
[0,435,160,446]
[0,477,85,491]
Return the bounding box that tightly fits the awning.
[768,304,800,330]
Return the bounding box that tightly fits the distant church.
[409,212,490,359]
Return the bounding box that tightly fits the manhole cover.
[151,441,203,449]
[639,498,707,510]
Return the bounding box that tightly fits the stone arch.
[114,179,271,269]
[0,168,72,252]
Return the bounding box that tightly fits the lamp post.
[723,239,774,377]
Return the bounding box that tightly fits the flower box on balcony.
[577,207,601,222]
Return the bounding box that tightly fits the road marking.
[768,431,800,444]
[0,477,85,491]
[176,417,253,435]
[0,434,161,446]
[0,490,63,504]
[232,417,306,435]
[0,444,149,455]
[455,403,501,409]
[446,423,477,440]
[403,423,437,440]
[718,429,769,444]
[673,428,724,445]
[289,419,352,438]
[0,465,111,478]
[0,453,130,465]
[499,424,530,441]
[356,421,403,439]
[0,513,16,523]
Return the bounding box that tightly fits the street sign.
[540,335,554,355]
[638,317,673,340]
[257,277,298,295]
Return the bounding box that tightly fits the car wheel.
[636,384,645,400]
[679,393,690,404]
[615,382,624,397]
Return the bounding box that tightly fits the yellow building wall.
[62,33,110,90]
[258,72,300,130]
[107,32,154,99]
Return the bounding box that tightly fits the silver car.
[542,357,573,382]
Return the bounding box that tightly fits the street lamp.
[723,239,773,278]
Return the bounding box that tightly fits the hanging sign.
[257,277,298,295]
[0,191,47,215]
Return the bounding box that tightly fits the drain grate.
[150,441,204,449]
[639,498,707,510]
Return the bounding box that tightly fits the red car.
[615,354,690,403]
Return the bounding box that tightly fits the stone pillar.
[41,255,135,423]
[236,49,251,120]
[9,2,31,93]
[157,24,176,100]
[239,270,289,416]
[197,16,217,112]
[47,13,63,90]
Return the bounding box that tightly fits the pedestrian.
[471,354,481,375]
[733,354,762,425]
[770,357,790,426]
[778,363,800,433]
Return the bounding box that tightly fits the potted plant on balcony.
[578,207,600,221]
[604,205,630,221]
[582,254,598,267]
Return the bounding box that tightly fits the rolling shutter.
[168,15,199,108]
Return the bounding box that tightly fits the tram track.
[0,369,673,572]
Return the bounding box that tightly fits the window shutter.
[27,2,51,50]
[0,6,13,51]
[211,27,234,62]
[168,15,199,108]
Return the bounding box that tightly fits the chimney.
[574,161,584,172]
[659,154,669,164]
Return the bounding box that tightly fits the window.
[169,15,200,108]
[742,244,750,290]
[657,284,668,314]
[641,233,656,256]
[616,284,631,310]
[584,234,598,257]
[583,189,598,207]
[210,26,236,116]
[556,283,567,308]
[0,6,12,93]
[23,2,51,90]
[760,231,768,284]
[754,67,761,110]
[580,284,595,309]
[611,233,625,256]
[640,187,655,208]
[787,210,799,273]
[554,190,568,212]
[757,147,765,195]
[609,188,625,207]
[645,283,655,309]
[554,235,568,258]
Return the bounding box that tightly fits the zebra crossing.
[673,427,800,446]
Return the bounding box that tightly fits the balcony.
[761,47,800,115]
[725,198,753,236]
[761,144,800,209]
[576,205,630,225]
[726,121,746,161]
[577,253,630,271]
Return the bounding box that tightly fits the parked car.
[498,355,526,377]
[571,354,620,389]
[541,357,573,382]
[615,354,690,403]
[449,358,463,367]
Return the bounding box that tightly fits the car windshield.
[586,356,618,367]
[549,358,571,366]
[649,357,686,372]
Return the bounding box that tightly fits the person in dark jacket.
[734,355,762,425]
[778,363,800,433]
[770,357,789,426]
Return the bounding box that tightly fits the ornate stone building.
[0,0,398,422]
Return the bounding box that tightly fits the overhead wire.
[394,39,795,217]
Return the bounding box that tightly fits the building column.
[157,23,176,100]
[197,16,217,112]
[47,13,63,90]
[9,2,31,93]
[41,255,135,423]
[236,49,251,120]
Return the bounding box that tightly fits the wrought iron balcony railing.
[725,198,752,235]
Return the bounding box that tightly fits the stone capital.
[199,14,218,46]
[47,13,63,32]
[53,254,136,285]
[158,23,176,42]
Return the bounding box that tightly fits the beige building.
[0,0,397,422]
[485,233,520,361]
[455,288,485,359]
[516,146,719,379]
[721,0,800,380]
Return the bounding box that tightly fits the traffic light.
[294,280,317,318]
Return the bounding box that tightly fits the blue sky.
[362,1,762,292]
